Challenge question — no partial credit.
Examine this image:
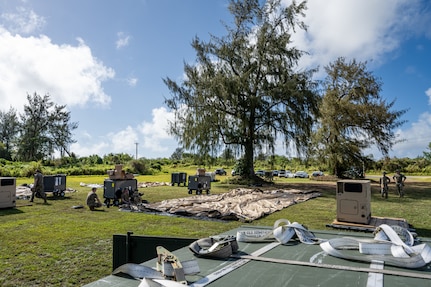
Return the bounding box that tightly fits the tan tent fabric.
[140,188,320,222]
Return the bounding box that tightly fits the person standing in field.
[30,169,47,204]
[379,171,390,199]
[86,187,103,211]
[393,169,407,197]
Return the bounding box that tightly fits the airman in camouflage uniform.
[87,187,103,211]
[30,169,47,203]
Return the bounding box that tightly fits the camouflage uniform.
[87,188,102,211]
[379,172,390,198]
[31,170,47,203]
[121,188,131,204]
[393,170,406,197]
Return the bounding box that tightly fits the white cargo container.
[336,179,371,224]
[0,177,16,208]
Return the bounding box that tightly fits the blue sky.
[0,0,430,160]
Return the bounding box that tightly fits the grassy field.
[1,169,430,286]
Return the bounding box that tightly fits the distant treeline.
[1,151,431,178]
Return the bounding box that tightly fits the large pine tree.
[164,0,319,177]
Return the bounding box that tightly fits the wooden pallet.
[326,216,414,232]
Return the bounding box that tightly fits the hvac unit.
[0,177,16,208]
[336,180,371,224]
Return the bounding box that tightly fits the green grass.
[1,172,430,286]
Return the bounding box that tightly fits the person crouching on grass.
[86,187,103,211]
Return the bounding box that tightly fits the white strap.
[189,236,238,258]
[236,229,274,242]
[273,219,324,245]
[237,219,324,245]
[189,241,281,287]
[320,225,431,268]
[160,259,200,277]
[112,263,164,279]
[139,278,188,287]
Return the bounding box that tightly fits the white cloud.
[71,108,178,158]
[127,77,138,87]
[362,111,431,159]
[116,32,131,49]
[426,88,431,105]
[70,141,110,158]
[138,107,176,153]
[289,0,423,72]
[1,6,45,34]
[0,29,115,111]
[108,126,139,154]
[70,128,138,158]
[390,112,431,158]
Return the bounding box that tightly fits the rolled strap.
[189,235,238,258]
[236,219,323,245]
[320,224,431,269]
[273,219,324,245]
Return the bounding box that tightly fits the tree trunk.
[243,139,255,178]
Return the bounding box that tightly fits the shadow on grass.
[47,195,73,201]
[0,207,25,216]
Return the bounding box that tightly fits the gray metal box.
[104,178,137,199]
[187,175,211,194]
[171,172,187,186]
[43,174,67,197]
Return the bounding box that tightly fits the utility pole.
[135,142,139,160]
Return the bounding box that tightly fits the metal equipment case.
[187,175,211,195]
[171,172,187,186]
[336,180,371,224]
[103,164,138,207]
[103,179,137,206]
[43,174,67,197]
[0,177,16,208]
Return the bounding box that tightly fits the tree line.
[0,93,77,162]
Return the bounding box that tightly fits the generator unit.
[188,175,211,195]
[103,178,138,207]
[103,164,139,206]
[336,179,371,224]
[0,177,16,208]
[43,174,67,197]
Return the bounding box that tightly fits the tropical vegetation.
[1,171,431,286]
